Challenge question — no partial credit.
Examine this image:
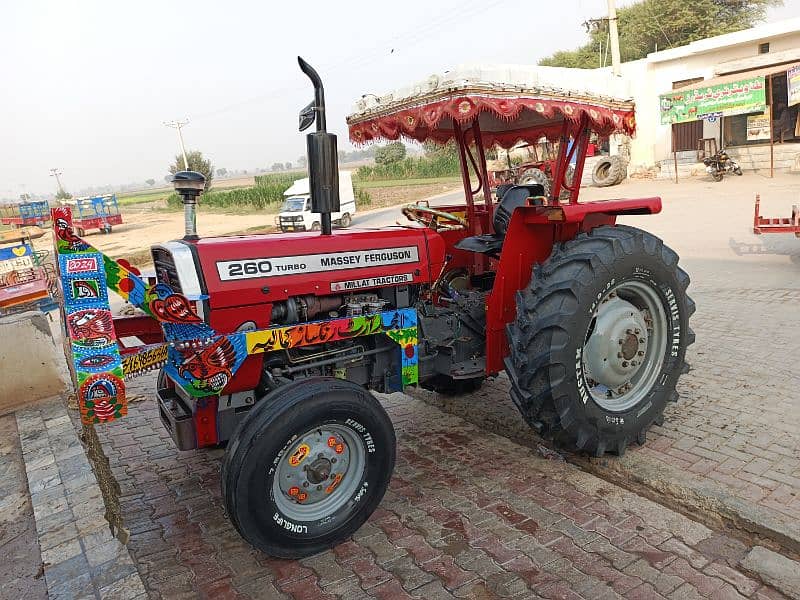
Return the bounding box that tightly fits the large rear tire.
[222,377,395,558]
[505,225,695,456]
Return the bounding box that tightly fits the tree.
[271,162,284,171]
[297,156,307,168]
[216,168,227,177]
[284,162,293,170]
[374,142,407,165]
[55,189,72,200]
[539,0,778,68]
[164,175,172,183]
[168,150,214,191]
[145,178,156,186]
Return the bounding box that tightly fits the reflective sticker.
[288,443,310,467]
[325,473,343,494]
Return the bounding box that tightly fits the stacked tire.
[592,156,626,187]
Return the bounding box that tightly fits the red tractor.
[487,140,572,199]
[58,60,694,558]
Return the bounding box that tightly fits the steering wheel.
[401,203,467,231]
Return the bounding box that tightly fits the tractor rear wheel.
[505,225,695,457]
[221,377,395,558]
[519,167,551,198]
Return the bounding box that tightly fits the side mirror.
[299,101,315,132]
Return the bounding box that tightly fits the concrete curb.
[16,398,147,600]
[574,452,800,560]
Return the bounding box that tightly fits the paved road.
[98,375,788,599]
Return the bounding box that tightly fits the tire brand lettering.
[273,513,308,534]
[589,278,615,314]
[663,286,681,357]
[605,415,624,425]
[345,419,375,452]
[345,418,365,433]
[575,347,589,405]
[353,482,369,503]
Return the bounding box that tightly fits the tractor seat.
[455,184,545,258]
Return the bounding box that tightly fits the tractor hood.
[180,227,446,309]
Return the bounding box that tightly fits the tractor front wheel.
[505,225,695,456]
[221,377,395,558]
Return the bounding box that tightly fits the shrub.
[167,173,306,210]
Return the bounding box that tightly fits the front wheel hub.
[273,424,365,521]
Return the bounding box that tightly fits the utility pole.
[49,168,66,196]
[607,0,621,76]
[164,119,190,170]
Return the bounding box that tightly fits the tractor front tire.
[221,377,395,558]
[505,225,695,457]
[519,168,551,198]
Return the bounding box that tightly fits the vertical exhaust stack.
[298,57,340,236]
[172,171,206,240]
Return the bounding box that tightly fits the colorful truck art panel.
[52,207,419,421]
[53,207,127,424]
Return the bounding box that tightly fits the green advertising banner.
[659,76,767,125]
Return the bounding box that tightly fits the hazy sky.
[2,0,799,198]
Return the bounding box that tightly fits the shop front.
[659,63,800,176]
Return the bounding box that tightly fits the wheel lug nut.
[631,360,637,366]
[634,328,640,335]
[626,328,633,335]
[317,485,323,491]
[622,361,628,367]
[303,482,309,488]
[331,458,337,463]
[638,350,644,356]
[618,339,624,345]
[639,338,645,343]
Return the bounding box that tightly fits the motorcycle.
[703,149,743,181]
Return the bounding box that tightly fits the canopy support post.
[453,119,479,237]
[470,118,494,214]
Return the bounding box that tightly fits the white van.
[277,170,356,232]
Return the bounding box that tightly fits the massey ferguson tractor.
[54,59,694,559]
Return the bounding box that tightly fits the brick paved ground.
[0,414,47,600]
[91,373,789,599]
[15,399,147,600]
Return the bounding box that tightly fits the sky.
[2,0,799,199]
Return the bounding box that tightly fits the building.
[619,18,800,174]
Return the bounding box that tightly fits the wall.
[0,311,69,413]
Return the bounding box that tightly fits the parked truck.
[277,170,356,232]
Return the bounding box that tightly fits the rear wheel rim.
[272,424,366,522]
[582,281,668,412]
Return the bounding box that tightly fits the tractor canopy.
[346,65,636,148]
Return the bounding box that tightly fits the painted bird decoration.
[149,283,203,324]
[178,336,237,392]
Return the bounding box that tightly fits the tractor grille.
[152,247,182,293]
